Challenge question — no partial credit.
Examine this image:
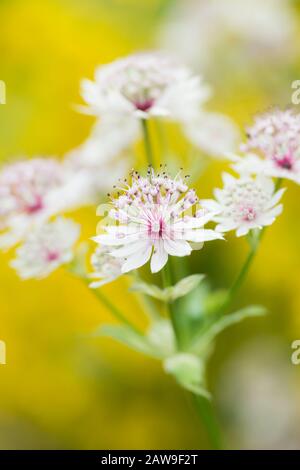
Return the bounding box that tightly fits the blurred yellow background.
[1,0,300,449]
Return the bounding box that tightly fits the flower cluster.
[234,109,300,184]
[202,173,284,237]
[81,51,240,158]
[1,44,299,426]
[93,167,223,274]
[81,52,210,121]
[11,217,80,279]
[89,246,123,288]
[0,158,63,249]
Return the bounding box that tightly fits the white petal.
[236,225,251,237]
[222,172,236,187]
[189,242,204,251]
[184,229,224,242]
[213,188,225,202]
[257,205,283,226]
[90,278,112,288]
[163,239,192,257]
[150,241,168,273]
[110,241,147,258]
[121,244,152,273]
[92,232,141,246]
[256,174,274,194]
[216,221,237,232]
[200,199,222,213]
[267,188,286,208]
[173,213,213,230]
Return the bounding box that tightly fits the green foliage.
[164,353,211,399]
[190,305,267,355]
[130,274,205,302]
[93,324,165,359]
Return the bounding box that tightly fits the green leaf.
[130,274,205,302]
[163,353,211,399]
[130,281,166,301]
[147,320,176,357]
[203,289,229,316]
[93,324,165,359]
[190,305,267,355]
[170,274,205,301]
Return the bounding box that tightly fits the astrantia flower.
[0,158,63,248]
[202,173,284,237]
[81,52,210,122]
[233,109,300,184]
[11,217,80,279]
[89,246,123,288]
[93,168,223,274]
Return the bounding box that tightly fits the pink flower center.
[25,196,44,214]
[134,99,154,112]
[148,217,165,239]
[274,153,294,170]
[45,251,60,262]
[241,206,256,222]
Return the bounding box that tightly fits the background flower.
[81,51,211,121]
[159,0,297,76]
[10,217,80,279]
[89,245,124,288]
[0,158,63,249]
[202,173,284,237]
[234,109,300,184]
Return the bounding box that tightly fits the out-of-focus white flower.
[217,338,300,449]
[0,157,94,250]
[0,158,62,219]
[0,158,64,249]
[93,168,223,274]
[202,173,284,237]
[10,217,80,280]
[80,51,240,159]
[64,118,135,203]
[159,0,296,72]
[183,111,240,157]
[233,109,300,184]
[81,52,211,122]
[89,245,123,288]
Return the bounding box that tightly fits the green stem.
[192,394,222,450]
[82,277,142,334]
[141,119,154,167]
[162,262,182,349]
[155,118,168,162]
[228,239,259,304]
[130,272,160,322]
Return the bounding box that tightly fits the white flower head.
[89,245,123,288]
[10,217,80,279]
[202,173,284,237]
[93,167,223,274]
[234,109,300,184]
[0,158,64,249]
[81,51,211,122]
